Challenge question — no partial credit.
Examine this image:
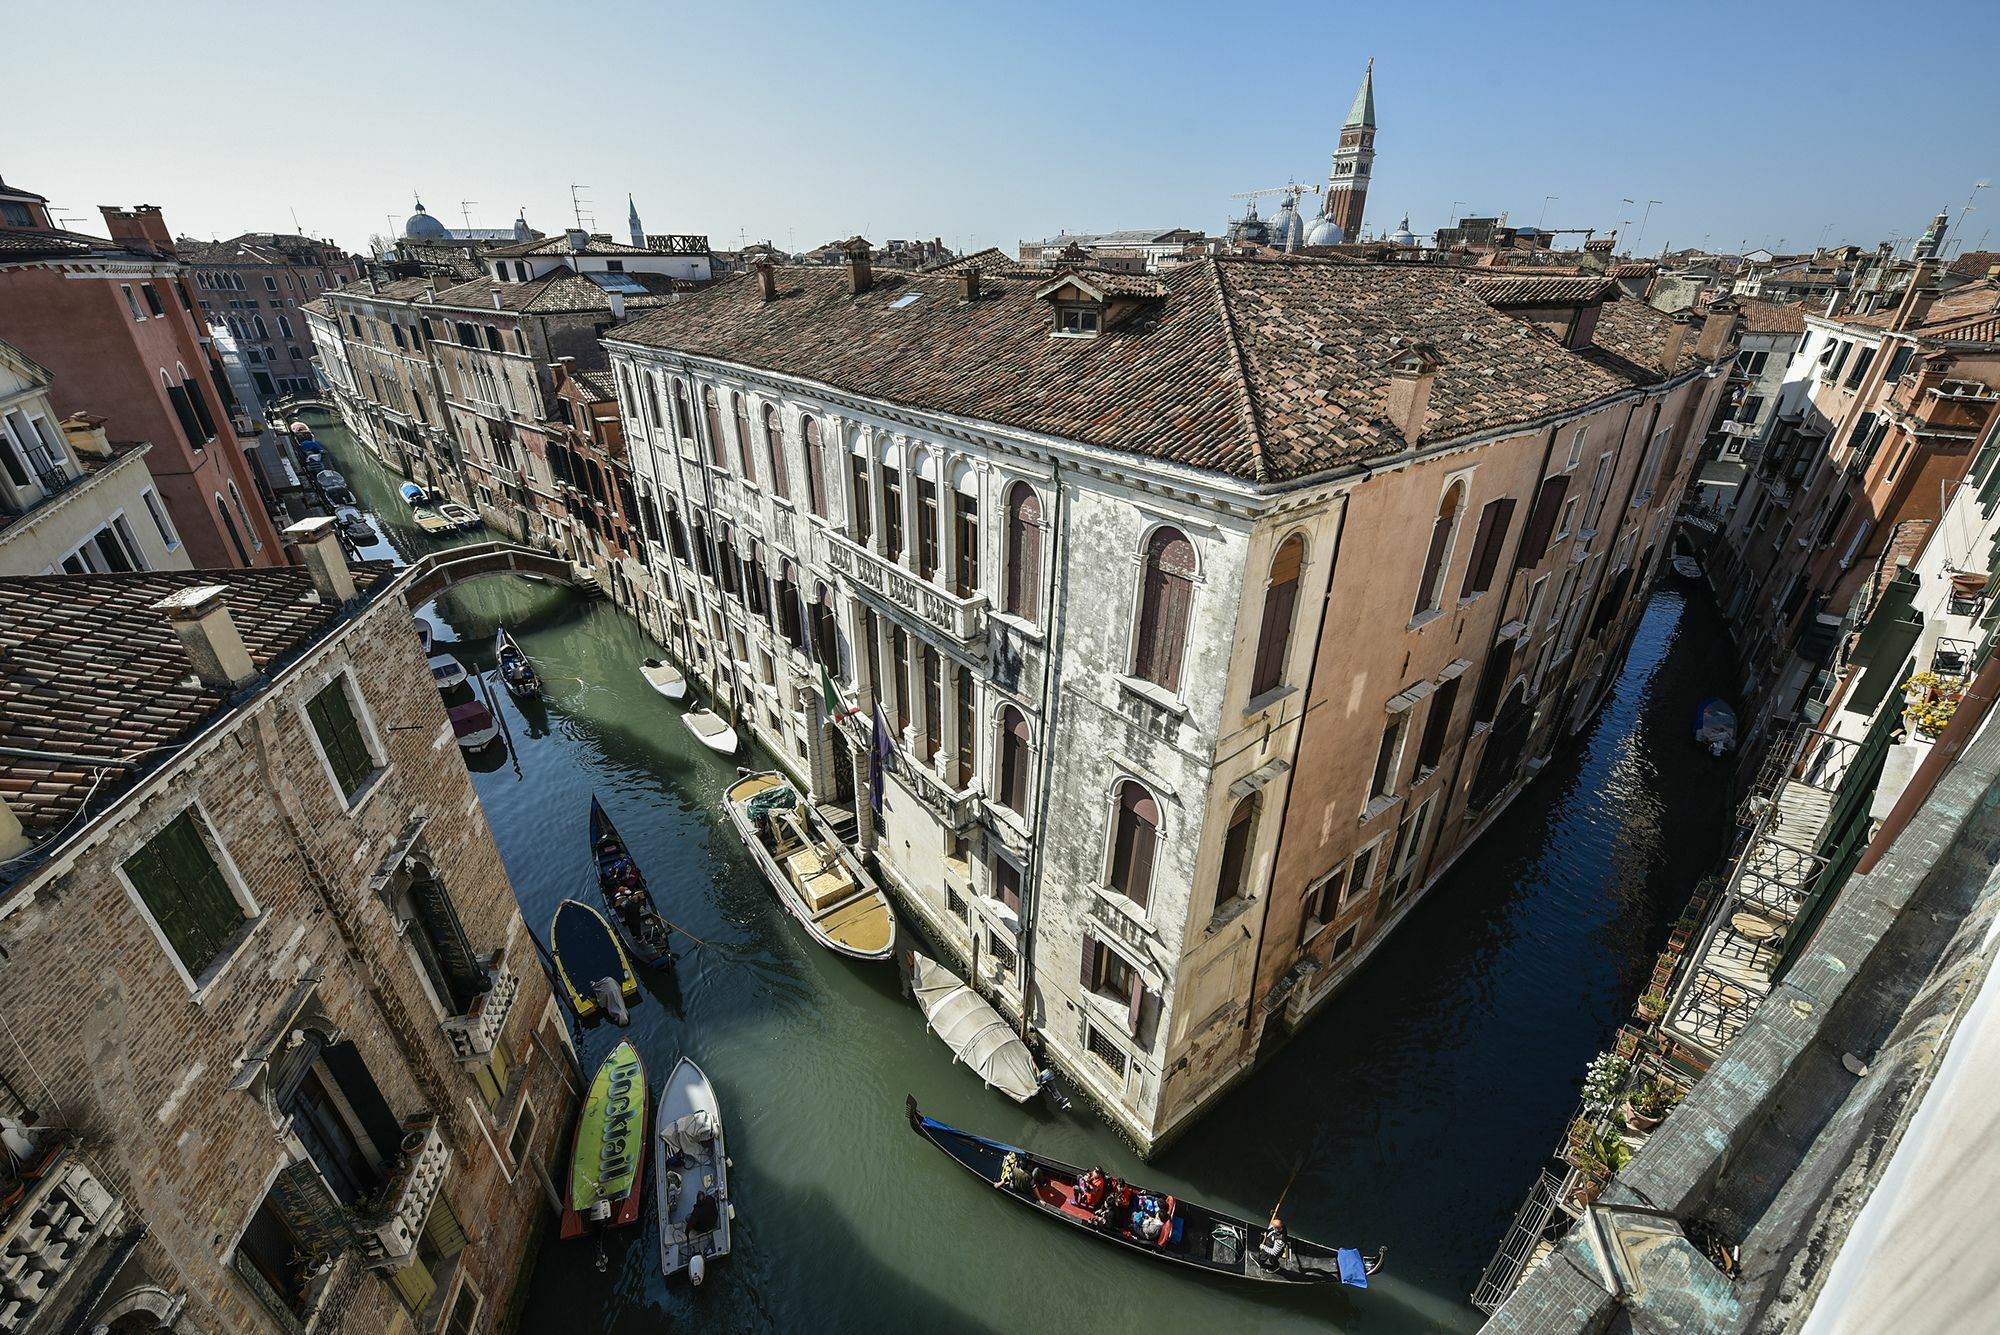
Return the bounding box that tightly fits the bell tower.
[1324,59,1377,243]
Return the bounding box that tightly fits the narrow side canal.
[311,412,1736,1333]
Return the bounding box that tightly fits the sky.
[6,0,1997,261]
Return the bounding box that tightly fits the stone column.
[939,658,963,784]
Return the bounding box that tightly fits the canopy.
[911,956,1040,1102]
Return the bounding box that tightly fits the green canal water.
[305,412,1737,1334]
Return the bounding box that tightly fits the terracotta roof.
[1949,251,2000,280]
[1837,281,2000,334]
[1468,275,1616,305]
[1729,298,1807,334]
[0,563,390,833]
[1583,300,1719,384]
[0,227,148,264]
[612,257,1697,484]
[427,267,682,315]
[572,368,619,401]
[1610,263,1657,279]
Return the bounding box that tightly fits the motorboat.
[496,626,541,700]
[414,619,433,654]
[448,699,500,750]
[1671,554,1703,580]
[909,954,1042,1103]
[683,709,739,756]
[437,501,481,530]
[429,653,468,690]
[1695,698,1738,757]
[561,1039,648,1240]
[412,508,455,535]
[589,797,675,968]
[315,470,355,506]
[722,772,895,961]
[640,657,688,701]
[550,898,638,1021]
[399,481,430,506]
[335,511,374,545]
[657,1058,731,1281]
[906,1098,1384,1288]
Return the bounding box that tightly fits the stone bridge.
[270,393,336,417]
[401,542,601,606]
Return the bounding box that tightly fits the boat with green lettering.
[561,1039,649,1239]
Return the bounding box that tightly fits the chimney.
[1383,344,1442,447]
[153,585,259,691]
[284,516,356,604]
[59,412,112,459]
[0,797,28,862]
[755,259,778,302]
[1660,311,1694,371]
[490,285,503,311]
[1695,307,1737,363]
[958,266,980,302]
[844,237,873,295]
[1893,259,1942,332]
[98,204,174,254]
[556,354,577,389]
[567,228,589,252]
[608,291,626,321]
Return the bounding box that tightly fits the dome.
[1304,214,1345,247]
[1388,214,1418,247]
[403,199,450,241]
[1269,200,1307,251]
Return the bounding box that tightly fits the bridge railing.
[400,542,600,607]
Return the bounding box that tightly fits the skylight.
[890,292,924,310]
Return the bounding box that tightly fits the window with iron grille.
[989,935,1017,973]
[307,677,377,802]
[947,885,967,920]
[1085,1024,1126,1076]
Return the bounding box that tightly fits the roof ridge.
[1202,257,1273,484]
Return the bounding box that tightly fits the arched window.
[717,524,740,598]
[1214,795,1257,910]
[763,404,790,498]
[810,584,840,672]
[1133,527,1196,691]
[1108,780,1161,909]
[673,379,693,440]
[778,561,804,648]
[733,393,757,483]
[691,517,713,579]
[996,706,1031,812]
[1250,535,1305,697]
[227,481,260,551]
[702,386,725,466]
[1413,481,1466,618]
[803,415,828,518]
[252,315,268,339]
[1004,482,1042,620]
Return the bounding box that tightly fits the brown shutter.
[1250,573,1299,697]
[1414,514,1453,615]
[1113,785,1159,908]
[1515,476,1569,569]
[1127,976,1145,1037]
[1460,498,1516,598]
[1079,930,1099,988]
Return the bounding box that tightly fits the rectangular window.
[952,493,979,595]
[1085,1024,1126,1077]
[891,627,911,734]
[883,466,905,559]
[445,1277,483,1335]
[1459,498,1516,598]
[922,645,942,762]
[849,455,872,544]
[992,855,1022,914]
[1369,716,1406,802]
[264,275,278,292]
[916,478,940,580]
[1565,426,1586,469]
[123,809,249,979]
[1845,344,1877,389]
[1331,924,1359,961]
[142,282,165,316]
[1298,864,1345,944]
[1347,841,1379,904]
[123,284,143,319]
[1414,675,1460,774]
[955,667,975,789]
[307,677,377,802]
[1515,474,1569,567]
[507,1102,538,1165]
[473,1045,510,1111]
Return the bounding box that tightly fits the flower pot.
[1572,1178,1603,1208]
[1623,1100,1662,1132]
[402,1130,427,1154]
[1668,928,1692,953]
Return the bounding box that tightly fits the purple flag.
[870,704,896,813]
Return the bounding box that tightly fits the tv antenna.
[571,185,593,231]
[460,200,479,232]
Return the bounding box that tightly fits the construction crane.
[1230,180,1323,213]
[1536,227,1597,242]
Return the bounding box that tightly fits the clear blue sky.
[7,0,1996,260]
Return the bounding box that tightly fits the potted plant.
[1580,1052,1630,1118]
[1668,916,1697,952]
[1637,990,1667,1023]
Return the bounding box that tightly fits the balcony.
[824,531,989,646]
[439,950,520,1064]
[352,1123,450,1269]
[1,1136,123,1332]
[900,758,981,832]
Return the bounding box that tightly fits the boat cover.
[911,956,1041,1102]
[661,1109,715,1159]
[744,785,797,823]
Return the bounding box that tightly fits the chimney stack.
[98,205,174,255]
[59,412,112,459]
[0,797,27,862]
[844,237,873,295]
[755,259,778,302]
[958,266,981,302]
[1383,344,1442,447]
[284,516,356,604]
[490,285,504,311]
[1695,306,1737,363]
[608,291,626,321]
[567,228,589,252]
[1660,311,1694,371]
[1893,259,1942,333]
[153,585,259,691]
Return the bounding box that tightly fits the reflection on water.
[310,412,1735,1334]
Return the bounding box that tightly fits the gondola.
[588,797,675,968]
[723,772,895,961]
[905,1098,1383,1288]
[657,1057,732,1281]
[496,626,541,700]
[550,898,639,1021]
[561,1039,648,1240]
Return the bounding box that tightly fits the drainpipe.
[1854,650,2000,875]
[1017,456,1069,1043]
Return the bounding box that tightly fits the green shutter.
[409,877,484,1012]
[307,680,374,800]
[271,1158,350,1263]
[391,1253,437,1313]
[125,811,244,976]
[425,1195,468,1258]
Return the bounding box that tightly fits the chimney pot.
[284,516,356,604]
[958,266,980,301]
[1695,308,1737,363]
[608,291,626,321]
[490,285,503,311]
[1660,312,1694,371]
[844,238,873,295]
[567,228,589,252]
[153,585,259,691]
[755,260,778,302]
[1383,345,1442,447]
[59,413,112,459]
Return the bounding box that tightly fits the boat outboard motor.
[1037,1067,1070,1112]
[592,976,630,1026]
[688,1251,706,1286]
[589,1198,612,1224]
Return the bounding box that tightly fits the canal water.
[306,413,1736,1333]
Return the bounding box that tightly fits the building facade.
[604,247,1731,1149]
[178,234,363,405]
[0,524,571,1334]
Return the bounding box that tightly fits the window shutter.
[1516,475,1569,568]
[165,384,207,448]
[1250,575,1299,697]
[410,875,484,1011]
[182,379,219,438]
[1461,498,1516,598]
[425,1194,469,1258]
[127,811,241,974]
[271,1158,350,1263]
[1127,976,1145,1037]
[1079,931,1099,988]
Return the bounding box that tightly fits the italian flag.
[821,664,862,721]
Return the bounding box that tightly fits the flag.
[869,704,896,813]
[820,664,860,721]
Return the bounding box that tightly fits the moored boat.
[683,709,739,755]
[588,797,675,968]
[906,1098,1383,1287]
[412,507,454,535]
[428,652,467,690]
[335,511,374,545]
[399,481,429,506]
[496,626,541,699]
[550,898,638,1020]
[722,772,894,961]
[1695,698,1738,756]
[909,954,1042,1103]
[414,619,433,654]
[448,700,499,750]
[437,501,481,530]
[1671,554,1703,580]
[561,1039,648,1240]
[657,1058,731,1281]
[640,657,688,701]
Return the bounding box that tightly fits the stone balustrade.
[354,1123,449,1268]
[824,532,989,646]
[440,951,520,1064]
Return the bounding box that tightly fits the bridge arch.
[402,542,602,607]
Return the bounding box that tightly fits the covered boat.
[414,619,433,654]
[496,626,541,700]
[657,1058,732,1280]
[335,511,374,545]
[448,700,499,750]
[399,481,429,506]
[437,501,481,530]
[588,797,675,967]
[428,652,467,690]
[722,772,894,961]
[1671,554,1703,580]
[561,1039,648,1239]
[906,1099,1382,1287]
[909,955,1040,1103]
[1696,698,1738,756]
[315,470,355,506]
[640,657,688,701]
[683,709,738,755]
[550,898,638,1020]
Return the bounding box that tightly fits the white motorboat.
[414,619,433,654]
[335,511,375,545]
[721,772,895,961]
[1671,555,1703,580]
[656,1058,731,1281]
[640,657,688,701]
[428,652,467,690]
[449,700,501,750]
[683,709,739,755]
[437,501,481,530]
[909,954,1042,1103]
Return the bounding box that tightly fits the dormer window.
[1056,303,1101,337]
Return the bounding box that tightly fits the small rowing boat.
[399,481,429,506]
[589,797,674,968]
[438,501,481,530]
[412,508,454,535]
[640,657,688,701]
[428,652,467,690]
[561,1039,648,1239]
[906,1098,1383,1287]
[657,1058,732,1281]
[551,898,638,1021]
[683,709,739,755]
[909,954,1042,1103]
[723,772,894,961]
[448,700,499,750]
[496,626,541,700]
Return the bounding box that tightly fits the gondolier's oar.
[1270,1163,1304,1221]
[654,916,717,950]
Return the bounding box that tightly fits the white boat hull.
[683,711,738,755]
[657,1058,730,1279]
[428,653,467,690]
[910,955,1041,1102]
[640,659,688,701]
[722,776,896,961]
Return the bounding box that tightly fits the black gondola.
[905,1098,1382,1288]
[588,797,675,968]
[496,626,541,700]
